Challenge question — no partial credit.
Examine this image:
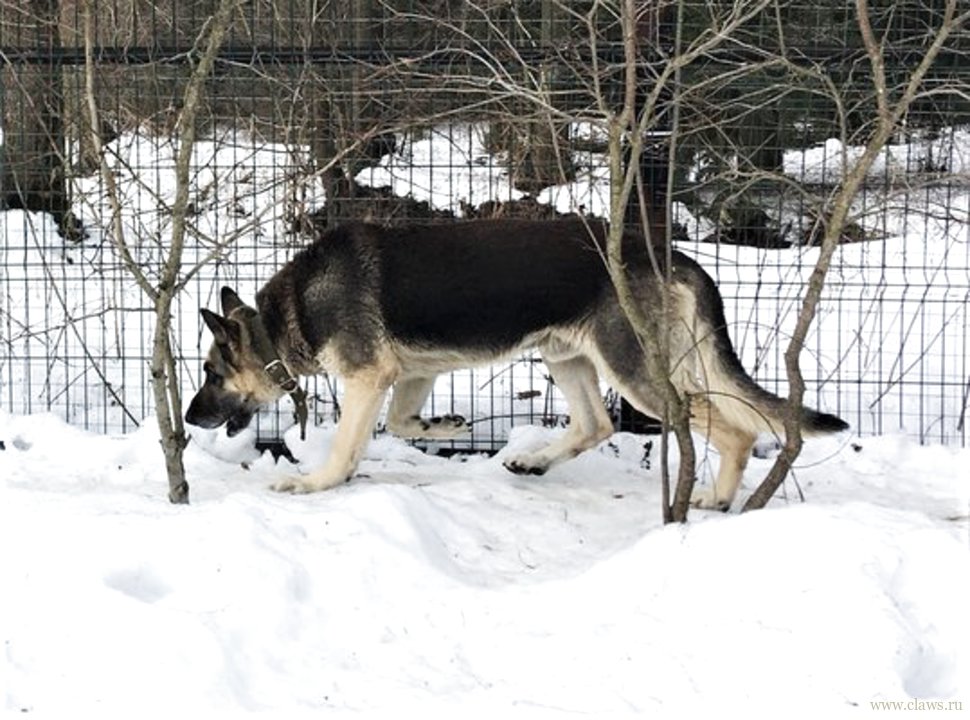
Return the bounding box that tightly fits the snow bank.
[2,411,967,713]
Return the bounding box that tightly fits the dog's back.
[374,218,614,350]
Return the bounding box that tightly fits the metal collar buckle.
[264,359,297,391]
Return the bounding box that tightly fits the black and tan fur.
[186,218,847,509]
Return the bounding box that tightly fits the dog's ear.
[220,286,249,316]
[200,307,240,345]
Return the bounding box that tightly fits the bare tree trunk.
[81,0,241,504]
[605,0,696,524]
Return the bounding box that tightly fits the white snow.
[2,410,968,713]
[359,124,613,218]
[784,128,970,184]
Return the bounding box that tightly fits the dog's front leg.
[503,354,614,475]
[273,375,389,494]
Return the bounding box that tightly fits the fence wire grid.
[1,1,968,451]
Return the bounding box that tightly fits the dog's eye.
[216,343,234,364]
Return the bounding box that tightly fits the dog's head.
[185,287,287,436]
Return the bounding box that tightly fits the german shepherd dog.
[186,218,847,509]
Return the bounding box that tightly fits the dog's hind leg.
[688,401,757,511]
[273,373,390,494]
[599,354,756,510]
[386,376,471,439]
[503,353,614,476]
[590,294,759,510]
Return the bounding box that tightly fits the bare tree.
[81,0,242,503]
[743,0,969,510]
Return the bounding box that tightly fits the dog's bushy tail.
[671,259,849,439]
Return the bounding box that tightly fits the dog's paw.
[420,414,471,438]
[502,455,549,476]
[271,477,310,494]
[689,487,731,512]
[270,476,328,494]
[271,470,353,494]
[391,414,471,440]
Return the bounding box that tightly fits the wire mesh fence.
[1,1,968,451]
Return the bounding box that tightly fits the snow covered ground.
[2,409,968,714]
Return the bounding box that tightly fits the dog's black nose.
[184,398,216,429]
